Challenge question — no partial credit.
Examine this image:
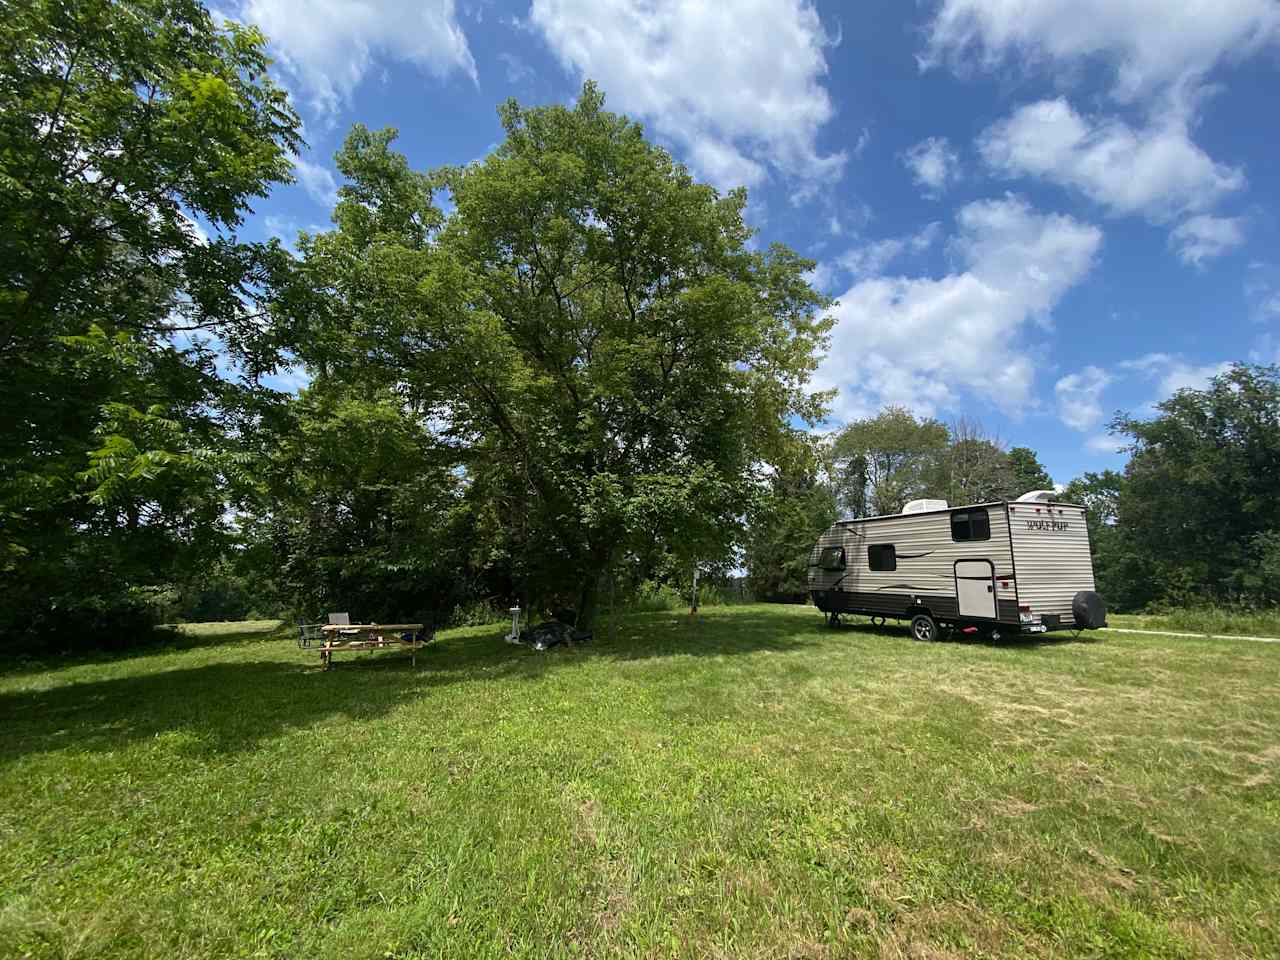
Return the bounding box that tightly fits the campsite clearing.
[1,605,1277,958]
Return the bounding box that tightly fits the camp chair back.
[327,612,351,626]
[297,621,324,649]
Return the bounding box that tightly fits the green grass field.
[2,606,1278,959]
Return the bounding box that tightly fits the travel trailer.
[807,491,1107,640]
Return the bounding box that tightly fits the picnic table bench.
[317,623,427,669]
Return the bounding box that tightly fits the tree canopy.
[0,0,300,644]
[277,84,833,626]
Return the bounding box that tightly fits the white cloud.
[1170,215,1247,266]
[528,0,846,191]
[1085,434,1125,455]
[835,221,942,280]
[237,0,477,116]
[498,52,534,85]
[978,98,1245,223]
[1054,365,1112,430]
[816,196,1102,420]
[1123,353,1234,399]
[1246,263,1280,322]
[292,154,339,208]
[261,363,312,394]
[179,211,209,245]
[854,127,871,157]
[922,0,1280,103]
[903,137,961,198]
[802,261,841,294]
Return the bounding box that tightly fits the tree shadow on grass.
[0,611,825,764]
[0,621,292,680]
[0,656,429,766]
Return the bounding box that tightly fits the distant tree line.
[2,1,1276,653]
[744,365,1280,613]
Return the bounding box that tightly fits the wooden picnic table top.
[320,623,424,632]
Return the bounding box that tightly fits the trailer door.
[955,560,996,619]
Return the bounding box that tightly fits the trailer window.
[819,546,846,571]
[950,508,991,542]
[868,544,897,571]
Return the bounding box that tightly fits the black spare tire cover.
[1072,591,1107,629]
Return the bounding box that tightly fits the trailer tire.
[911,613,939,642]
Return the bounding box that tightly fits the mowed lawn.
[1,607,1278,959]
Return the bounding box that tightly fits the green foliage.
[828,410,1049,517]
[279,83,834,627]
[830,406,949,516]
[1109,363,1280,608]
[244,384,471,623]
[743,445,838,600]
[1006,445,1053,493]
[1060,364,1280,612]
[0,0,301,648]
[628,579,686,612]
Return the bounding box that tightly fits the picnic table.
[318,623,426,669]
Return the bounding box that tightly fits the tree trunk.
[575,543,613,631]
[576,568,600,631]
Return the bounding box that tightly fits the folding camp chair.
[297,621,324,649]
[327,612,360,639]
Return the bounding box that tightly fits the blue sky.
[227,0,1280,486]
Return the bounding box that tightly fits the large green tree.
[244,385,473,622]
[830,407,949,517]
[1006,446,1053,495]
[743,443,838,601]
[0,0,300,645]
[1109,363,1280,607]
[280,85,833,626]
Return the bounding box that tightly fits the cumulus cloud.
[237,0,476,116]
[528,0,845,191]
[816,196,1102,421]
[835,222,942,279]
[498,52,534,85]
[903,137,961,198]
[1054,365,1112,430]
[1123,353,1234,400]
[921,0,1280,102]
[1085,434,1125,455]
[978,98,1245,223]
[292,154,339,209]
[1170,215,1247,266]
[1246,263,1280,322]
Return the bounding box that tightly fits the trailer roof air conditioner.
[903,498,948,514]
[1015,490,1057,503]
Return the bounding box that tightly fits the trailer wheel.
[911,613,939,642]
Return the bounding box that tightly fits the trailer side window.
[819,546,846,571]
[868,544,897,571]
[950,508,991,542]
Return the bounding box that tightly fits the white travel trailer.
[807,491,1107,640]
